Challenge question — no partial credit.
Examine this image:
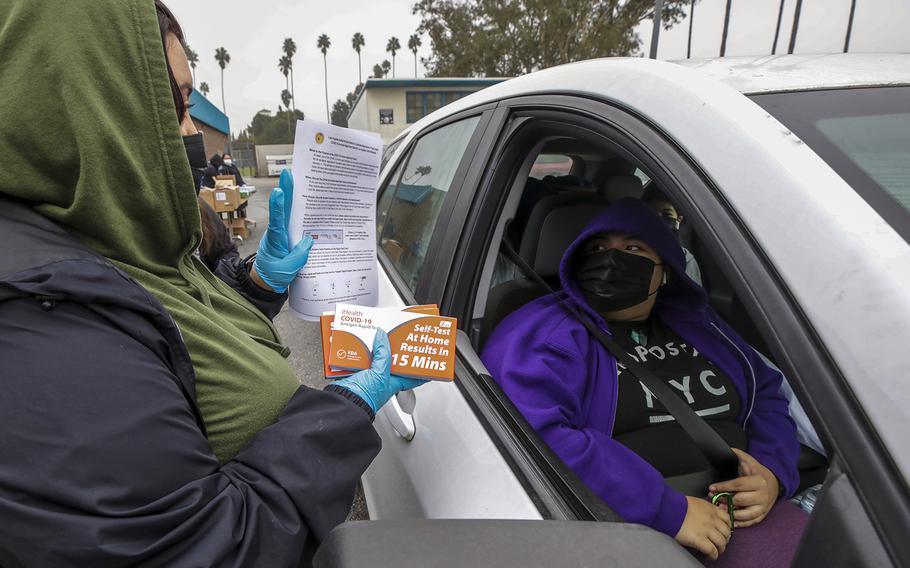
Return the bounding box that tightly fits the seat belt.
[500,240,740,482]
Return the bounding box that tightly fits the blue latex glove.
[333,328,427,414]
[254,170,313,293]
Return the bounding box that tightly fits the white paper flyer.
[287,119,383,320]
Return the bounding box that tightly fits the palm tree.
[282,38,297,111]
[317,34,331,121]
[214,47,230,114]
[278,55,291,93]
[404,165,432,184]
[281,89,293,136]
[352,32,365,83]
[386,36,401,78]
[381,59,391,78]
[407,34,422,77]
[200,82,210,97]
[185,45,199,88]
[372,63,385,78]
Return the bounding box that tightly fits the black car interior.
[472,132,828,495]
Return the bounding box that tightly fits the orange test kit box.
[319,304,439,379]
[327,304,456,381]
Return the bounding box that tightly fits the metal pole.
[719,0,733,57]
[772,0,786,54]
[649,0,664,59]
[844,0,857,53]
[788,0,803,54]
[687,0,696,59]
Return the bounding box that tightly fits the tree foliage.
[278,55,291,86]
[330,84,364,127]
[240,108,305,145]
[317,34,332,55]
[413,0,692,77]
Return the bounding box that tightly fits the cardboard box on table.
[214,175,236,188]
[200,187,242,213]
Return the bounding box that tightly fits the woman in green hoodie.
[0,1,420,565]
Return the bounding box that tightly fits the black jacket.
[198,197,286,320]
[0,196,380,567]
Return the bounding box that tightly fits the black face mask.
[574,248,662,313]
[182,133,207,194]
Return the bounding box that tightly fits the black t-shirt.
[609,317,746,478]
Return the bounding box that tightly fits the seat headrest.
[601,175,644,202]
[520,199,607,277]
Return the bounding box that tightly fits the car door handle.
[386,389,417,441]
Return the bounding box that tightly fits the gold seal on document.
[315,132,325,144]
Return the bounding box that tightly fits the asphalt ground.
[237,177,369,522]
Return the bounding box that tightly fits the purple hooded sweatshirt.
[481,198,799,537]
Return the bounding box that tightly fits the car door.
[440,93,910,565]
[364,106,544,520]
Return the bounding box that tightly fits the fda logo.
[336,348,347,360]
[439,321,452,328]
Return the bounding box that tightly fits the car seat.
[600,174,644,202]
[482,196,609,345]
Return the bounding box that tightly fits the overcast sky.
[167,0,910,135]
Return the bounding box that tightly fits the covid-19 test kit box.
[326,303,457,381]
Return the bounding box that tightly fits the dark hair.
[197,197,237,271]
[209,154,224,168]
[641,186,671,207]
[154,0,187,122]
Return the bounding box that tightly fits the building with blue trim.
[189,88,231,157]
[347,78,507,145]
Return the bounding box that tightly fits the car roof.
[391,53,910,149]
[674,53,910,94]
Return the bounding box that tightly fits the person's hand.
[709,448,780,529]
[253,170,313,293]
[331,328,427,414]
[675,496,732,561]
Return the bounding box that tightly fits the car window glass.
[633,167,651,186]
[815,113,910,210]
[751,87,910,241]
[529,154,574,179]
[377,157,407,240]
[380,137,404,173]
[379,116,481,291]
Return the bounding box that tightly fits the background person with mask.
[0,1,422,565]
[221,152,247,186]
[481,199,804,566]
[202,152,226,188]
[642,188,703,285]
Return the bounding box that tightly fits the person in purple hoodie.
[482,198,806,565]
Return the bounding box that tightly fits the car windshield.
[750,87,910,243]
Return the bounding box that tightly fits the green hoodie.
[0,0,299,462]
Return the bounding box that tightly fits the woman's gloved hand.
[253,170,313,293]
[332,328,427,414]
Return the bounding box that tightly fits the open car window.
[459,110,829,526]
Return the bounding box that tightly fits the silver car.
[319,54,910,567]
